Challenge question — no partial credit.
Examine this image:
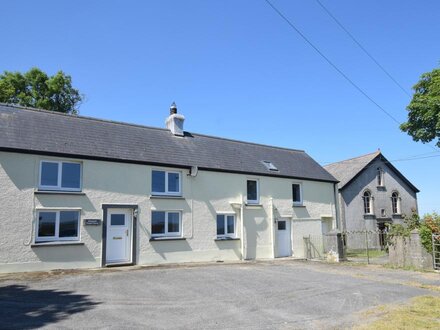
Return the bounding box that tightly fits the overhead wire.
[264,0,439,153]
[321,151,440,166]
[314,0,411,97]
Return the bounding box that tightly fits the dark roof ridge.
[324,150,380,166]
[0,102,305,154]
[0,102,168,132]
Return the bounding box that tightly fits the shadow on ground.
[0,284,100,329]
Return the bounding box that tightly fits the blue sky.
[1,1,439,215]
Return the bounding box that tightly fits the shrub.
[387,210,440,254]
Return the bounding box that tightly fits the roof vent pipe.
[166,102,185,136]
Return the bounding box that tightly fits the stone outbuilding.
[324,151,419,248]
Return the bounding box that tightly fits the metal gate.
[342,230,389,264]
[433,234,440,270]
[303,235,324,260]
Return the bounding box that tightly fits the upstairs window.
[151,211,181,237]
[377,167,384,187]
[217,214,236,238]
[363,190,373,214]
[292,183,302,205]
[152,170,181,195]
[247,179,259,204]
[36,210,80,242]
[391,191,400,214]
[39,161,81,191]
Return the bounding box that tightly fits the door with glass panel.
[276,219,292,257]
[106,209,132,264]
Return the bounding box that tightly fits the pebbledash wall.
[0,151,338,273]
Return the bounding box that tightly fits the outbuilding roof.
[0,103,337,183]
[324,151,419,192]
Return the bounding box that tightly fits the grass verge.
[356,295,440,329]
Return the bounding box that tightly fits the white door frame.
[102,204,137,267]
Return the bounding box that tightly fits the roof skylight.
[261,160,278,172]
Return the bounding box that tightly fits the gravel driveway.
[0,260,439,329]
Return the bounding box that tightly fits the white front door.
[106,209,132,264]
[277,219,292,257]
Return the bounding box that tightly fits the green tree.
[400,67,440,147]
[0,67,82,114]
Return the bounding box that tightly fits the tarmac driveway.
[0,260,439,329]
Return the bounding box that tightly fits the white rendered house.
[0,103,339,272]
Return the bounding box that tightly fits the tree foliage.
[0,68,82,114]
[400,67,440,147]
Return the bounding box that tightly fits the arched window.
[363,190,372,214]
[391,191,400,214]
[377,167,384,186]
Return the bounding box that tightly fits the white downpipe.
[240,194,245,260]
[270,197,275,258]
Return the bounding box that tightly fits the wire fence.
[303,230,439,269]
[342,230,389,264]
[302,230,389,264]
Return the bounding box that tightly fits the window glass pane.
[59,211,79,237]
[61,163,81,189]
[278,221,286,230]
[38,212,56,237]
[292,184,301,202]
[41,162,59,187]
[110,214,125,226]
[217,215,225,236]
[227,216,235,234]
[168,172,180,193]
[167,212,180,233]
[152,171,166,193]
[152,211,165,234]
[247,180,257,201]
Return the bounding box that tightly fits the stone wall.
[388,229,433,269]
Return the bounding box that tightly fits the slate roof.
[324,151,419,192]
[0,104,337,183]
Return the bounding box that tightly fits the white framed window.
[377,167,384,187]
[151,170,181,196]
[39,160,82,191]
[247,179,259,204]
[151,211,182,237]
[292,183,303,205]
[216,214,236,238]
[36,210,80,242]
[363,190,373,214]
[391,191,400,214]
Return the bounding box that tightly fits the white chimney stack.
[166,102,185,136]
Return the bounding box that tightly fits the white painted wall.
[0,151,337,272]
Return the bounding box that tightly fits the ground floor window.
[36,210,80,242]
[217,214,235,238]
[151,211,181,237]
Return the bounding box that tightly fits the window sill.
[292,204,305,208]
[35,191,85,196]
[363,214,376,219]
[245,203,263,208]
[149,195,185,200]
[215,237,240,241]
[149,237,186,241]
[31,241,84,247]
